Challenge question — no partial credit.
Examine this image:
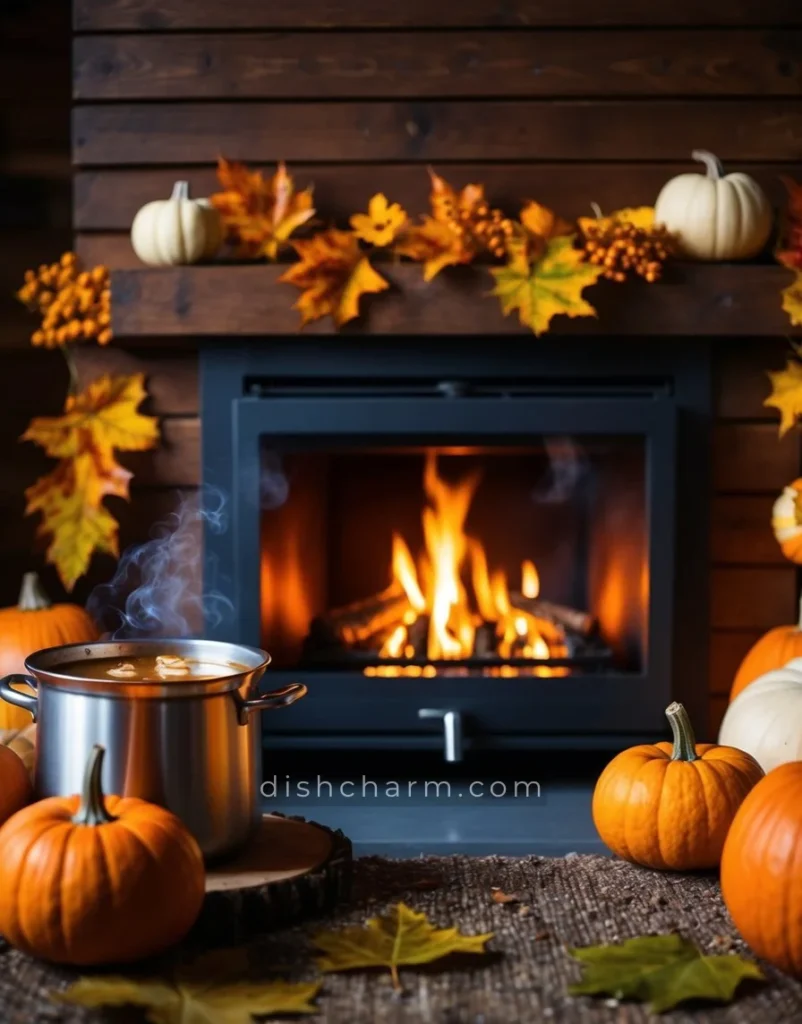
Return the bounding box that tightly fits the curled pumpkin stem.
[666,702,698,762]
[72,744,117,826]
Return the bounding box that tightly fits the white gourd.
[719,657,802,773]
[130,181,222,266]
[654,151,772,261]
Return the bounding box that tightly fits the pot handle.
[237,682,307,725]
[0,674,39,723]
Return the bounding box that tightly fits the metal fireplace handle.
[418,708,463,763]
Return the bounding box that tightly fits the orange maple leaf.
[777,177,802,271]
[279,229,389,327]
[514,201,575,261]
[210,158,315,260]
[394,169,480,280]
[22,374,159,590]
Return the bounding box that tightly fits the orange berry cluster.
[434,194,515,260]
[17,252,112,348]
[583,221,675,283]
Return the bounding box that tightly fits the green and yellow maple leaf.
[489,235,604,336]
[54,948,321,1024]
[312,902,493,992]
[569,933,763,1014]
[765,358,802,437]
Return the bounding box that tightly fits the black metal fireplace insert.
[202,339,710,756]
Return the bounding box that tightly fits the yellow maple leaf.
[490,235,604,336]
[55,948,321,1023]
[280,228,389,327]
[765,358,802,437]
[578,205,655,236]
[312,902,493,992]
[519,201,574,242]
[21,373,158,590]
[210,158,315,261]
[782,270,802,327]
[350,193,407,247]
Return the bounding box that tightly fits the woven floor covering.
[1,853,801,1023]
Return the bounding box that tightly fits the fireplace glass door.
[259,439,647,682]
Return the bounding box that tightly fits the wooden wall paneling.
[715,341,789,420]
[709,694,729,738]
[713,423,799,492]
[73,101,802,165]
[711,567,797,629]
[124,418,200,487]
[710,631,765,696]
[73,0,802,31]
[72,346,199,416]
[711,495,785,564]
[73,164,801,233]
[73,31,802,101]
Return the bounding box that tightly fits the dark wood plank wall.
[2,0,797,736]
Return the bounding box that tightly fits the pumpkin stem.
[17,572,51,612]
[171,180,190,202]
[691,150,724,181]
[666,702,699,762]
[72,745,117,826]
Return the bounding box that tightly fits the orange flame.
[521,559,540,600]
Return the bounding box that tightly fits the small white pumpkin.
[654,150,772,261]
[719,657,802,772]
[130,181,222,266]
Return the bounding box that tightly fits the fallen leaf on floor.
[568,933,764,1013]
[53,948,321,1023]
[491,888,521,905]
[312,901,493,992]
[535,929,551,940]
[765,358,802,437]
[518,906,532,918]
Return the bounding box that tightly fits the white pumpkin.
[654,150,772,261]
[130,181,222,266]
[719,657,802,772]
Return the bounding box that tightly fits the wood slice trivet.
[190,814,352,948]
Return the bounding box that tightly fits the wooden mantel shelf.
[111,263,794,337]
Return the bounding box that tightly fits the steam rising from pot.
[87,488,234,639]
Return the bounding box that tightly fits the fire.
[375,453,567,675]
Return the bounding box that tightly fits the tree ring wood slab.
[190,814,352,948]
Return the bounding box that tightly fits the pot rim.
[23,638,271,699]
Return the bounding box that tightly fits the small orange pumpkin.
[0,573,98,729]
[0,745,205,965]
[0,745,32,825]
[592,702,763,870]
[730,596,802,703]
[721,762,802,975]
[772,478,802,564]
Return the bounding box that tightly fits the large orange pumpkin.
[730,598,802,703]
[592,702,763,870]
[721,761,802,975]
[0,745,205,965]
[0,573,98,728]
[0,745,32,825]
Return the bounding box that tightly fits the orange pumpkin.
[772,478,802,564]
[0,573,98,728]
[730,597,802,703]
[721,762,802,975]
[0,745,205,965]
[592,702,763,870]
[0,745,32,825]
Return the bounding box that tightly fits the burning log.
[315,581,411,646]
[509,592,594,637]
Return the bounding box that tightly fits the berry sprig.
[17,252,111,348]
[582,221,675,283]
[434,191,516,260]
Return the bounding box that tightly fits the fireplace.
[202,339,710,756]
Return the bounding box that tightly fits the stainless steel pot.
[0,639,306,860]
